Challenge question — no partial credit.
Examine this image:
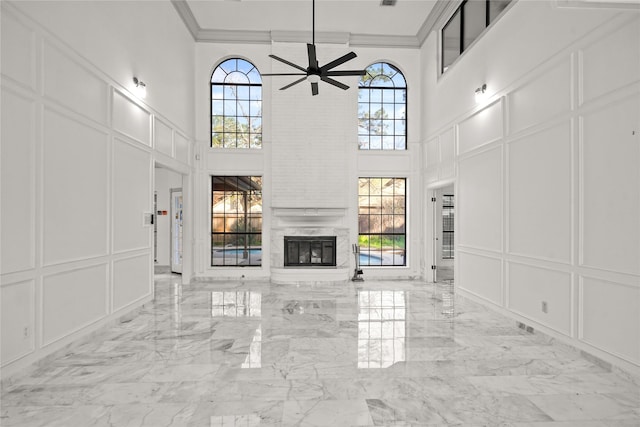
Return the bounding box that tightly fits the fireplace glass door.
[285,236,336,267]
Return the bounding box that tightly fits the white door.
[170,188,183,274]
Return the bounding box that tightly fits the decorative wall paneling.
[424,8,640,372]
[0,3,194,374]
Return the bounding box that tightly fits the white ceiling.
[174,0,446,47]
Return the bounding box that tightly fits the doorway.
[432,184,455,283]
[154,165,185,276]
[170,188,183,274]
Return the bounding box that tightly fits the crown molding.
[417,0,462,46]
[172,0,454,48]
[271,30,350,44]
[197,29,272,44]
[171,0,200,40]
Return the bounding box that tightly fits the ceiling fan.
[262,0,367,96]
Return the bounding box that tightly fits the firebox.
[284,236,336,267]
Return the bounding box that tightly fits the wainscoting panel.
[1,89,36,274]
[112,90,151,146]
[507,122,572,263]
[508,58,572,135]
[458,251,502,306]
[458,100,503,155]
[112,138,152,253]
[154,117,173,157]
[581,276,640,365]
[42,108,109,266]
[458,146,503,252]
[113,254,152,312]
[581,95,640,275]
[0,8,36,90]
[581,18,640,104]
[425,136,439,183]
[508,262,572,336]
[175,131,190,164]
[42,40,108,125]
[0,280,35,365]
[42,264,108,346]
[439,127,455,179]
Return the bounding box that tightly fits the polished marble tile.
[1,276,639,426]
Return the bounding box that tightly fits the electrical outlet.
[541,301,548,313]
[23,326,30,339]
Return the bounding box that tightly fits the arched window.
[211,58,262,149]
[358,62,406,150]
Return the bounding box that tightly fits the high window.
[211,58,262,148]
[358,63,407,150]
[441,0,512,73]
[358,178,406,266]
[211,176,262,266]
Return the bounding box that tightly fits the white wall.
[0,1,194,375]
[422,0,640,373]
[193,41,423,280]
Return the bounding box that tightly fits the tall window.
[358,63,407,150]
[442,195,454,259]
[358,178,406,266]
[211,176,262,266]
[211,58,262,148]
[441,0,512,73]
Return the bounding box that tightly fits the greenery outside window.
[211,176,262,266]
[211,58,262,148]
[358,178,406,266]
[358,63,407,150]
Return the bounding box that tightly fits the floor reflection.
[357,290,406,368]
[211,291,261,317]
[211,291,262,369]
[241,325,262,369]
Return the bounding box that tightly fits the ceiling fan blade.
[268,54,307,73]
[325,70,367,77]
[320,52,357,72]
[261,73,307,76]
[280,76,307,91]
[307,44,318,70]
[321,76,349,91]
[311,82,319,96]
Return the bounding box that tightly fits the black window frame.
[211,176,263,267]
[210,58,263,149]
[441,0,512,74]
[358,177,407,267]
[358,62,407,151]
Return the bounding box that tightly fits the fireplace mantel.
[272,207,346,219]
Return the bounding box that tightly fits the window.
[211,176,262,266]
[441,0,512,73]
[442,194,454,259]
[211,58,262,148]
[358,178,406,266]
[358,63,407,150]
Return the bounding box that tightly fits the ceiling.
[172,0,450,47]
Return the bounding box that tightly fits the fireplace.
[284,236,336,267]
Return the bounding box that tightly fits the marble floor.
[2,276,639,426]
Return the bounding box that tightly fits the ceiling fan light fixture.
[262,0,366,96]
